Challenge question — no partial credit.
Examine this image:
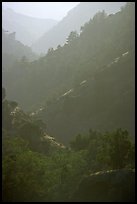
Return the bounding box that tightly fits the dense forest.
[2,2,135,202]
[2,88,135,201]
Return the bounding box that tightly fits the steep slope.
[3,3,134,111]
[2,29,37,74]
[2,3,135,144]
[2,88,65,154]
[37,49,135,144]
[2,29,36,62]
[32,2,126,54]
[2,7,58,46]
[34,3,134,143]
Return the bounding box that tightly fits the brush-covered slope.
[2,3,135,144]
[35,3,135,143]
[2,87,65,154]
[38,48,135,144]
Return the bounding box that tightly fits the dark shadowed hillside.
[71,169,135,202]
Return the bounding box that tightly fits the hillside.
[2,7,58,46]
[2,88,65,154]
[2,3,135,144]
[2,90,135,201]
[71,169,135,202]
[2,29,36,62]
[2,29,37,75]
[31,2,126,54]
[37,50,135,144]
[2,3,135,202]
[2,88,135,202]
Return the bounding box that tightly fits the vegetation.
[2,128,135,202]
[31,2,126,54]
[2,29,36,63]
[2,3,135,145]
[2,3,135,202]
[2,89,135,201]
[3,3,134,110]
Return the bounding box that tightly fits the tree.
[57,45,61,49]
[70,134,89,151]
[108,129,134,169]
[66,31,78,44]
[93,10,107,23]
[98,129,135,170]
[47,47,54,54]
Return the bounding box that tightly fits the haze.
[2,2,80,20]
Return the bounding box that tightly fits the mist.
[2,2,80,20]
[2,2,135,202]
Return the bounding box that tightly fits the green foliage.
[49,150,87,201]
[3,147,53,201]
[2,3,135,202]
[2,136,28,157]
[2,98,51,155]
[105,129,135,169]
[2,128,135,202]
[2,136,86,202]
[70,134,89,151]
[70,129,135,171]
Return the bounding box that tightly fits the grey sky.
[2,2,80,21]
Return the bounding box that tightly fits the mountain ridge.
[2,7,58,46]
[31,2,126,54]
[2,3,135,144]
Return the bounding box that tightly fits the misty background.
[2,2,135,202]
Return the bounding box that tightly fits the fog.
[2,2,135,202]
[2,2,80,20]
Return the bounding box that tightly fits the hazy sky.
[2,2,80,21]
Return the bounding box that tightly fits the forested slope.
[2,3,135,144]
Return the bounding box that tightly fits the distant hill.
[2,29,36,60]
[31,2,126,54]
[2,29,37,72]
[2,8,58,46]
[2,3,135,144]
